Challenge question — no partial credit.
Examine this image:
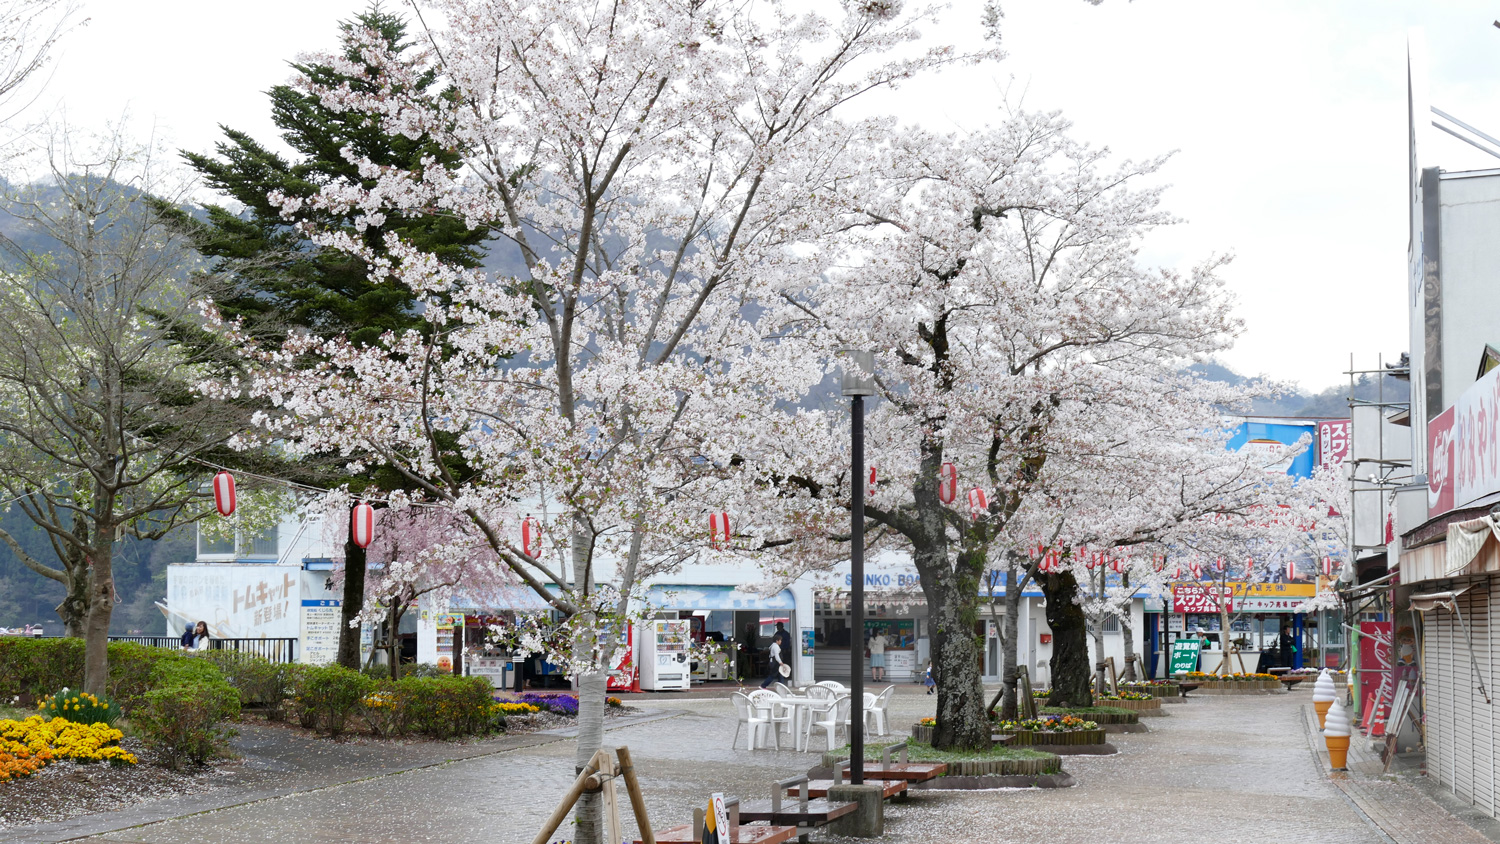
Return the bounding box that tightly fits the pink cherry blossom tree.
[204,2,988,838]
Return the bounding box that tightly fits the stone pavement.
[3,687,1495,844]
[1301,702,1500,844]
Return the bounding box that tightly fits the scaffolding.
[1346,353,1414,561]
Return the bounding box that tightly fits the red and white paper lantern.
[351,502,375,549]
[868,466,877,498]
[1322,556,1335,578]
[966,487,988,519]
[522,515,541,557]
[212,471,236,518]
[709,511,731,549]
[937,462,958,504]
[1110,556,1124,574]
[1285,560,1297,582]
[1189,560,1202,580]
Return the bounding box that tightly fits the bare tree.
[0,128,243,693]
[0,1,82,127]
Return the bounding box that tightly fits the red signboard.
[1172,583,1235,614]
[1317,419,1351,469]
[1359,621,1393,736]
[1428,405,1456,517]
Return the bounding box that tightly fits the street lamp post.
[841,349,875,785]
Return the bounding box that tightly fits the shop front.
[1153,580,1339,676]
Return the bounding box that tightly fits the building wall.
[1424,577,1499,816]
[1438,171,1500,412]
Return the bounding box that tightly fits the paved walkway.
[3,687,1495,844]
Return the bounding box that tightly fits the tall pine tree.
[154,6,490,670]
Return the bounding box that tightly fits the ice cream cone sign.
[1312,669,1335,729]
[1324,696,1352,771]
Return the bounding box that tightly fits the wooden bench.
[1279,677,1305,690]
[792,779,907,801]
[636,796,799,844]
[858,743,947,782]
[739,775,856,841]
[1177,682,1200,698]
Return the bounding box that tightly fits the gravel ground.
[0,740,229,830]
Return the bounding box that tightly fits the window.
[1102,614,1121,634]
[195,524,279,560]
[244,526,279,559]
[197,526,234,557]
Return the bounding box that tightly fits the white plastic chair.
[816,680,846,693]
[804,695,852,753]
[865,685,894,736]
[731,692,771,751]
[747,689,790,749]
[772,681,795,697]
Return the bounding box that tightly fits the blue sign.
[1226,419,1316,478]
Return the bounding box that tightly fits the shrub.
[396,676,494,739]
[293,665,376,737]
[0,638,84,699]
[35,689,121,726]
[134,681,240,769]
[200,652,295,719]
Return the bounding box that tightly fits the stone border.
[1037,742,1118,755]
[1000,728,1107,746]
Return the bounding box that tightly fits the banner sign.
[1170,639,1202,674]
[1429,364,1500,517]
[1318,420,1351,469]
[1172,584,1235,613]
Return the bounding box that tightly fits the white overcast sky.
[26,0,1500,391]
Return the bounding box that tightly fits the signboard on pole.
[1170,639,1202,675]
[1318,419,1351,468]
[1172,584,1235,614]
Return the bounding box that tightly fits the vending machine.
[638,619,692,691]
[606,624,639,693]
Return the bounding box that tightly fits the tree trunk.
[57,569,90,638]
[916,545,990,750]
[337,533,367,671]
[573,641,606,844]
[82,533,114,696]
[998,558,1026,721]
[1120,598,1139,682]
[1040,570,1092,707]
[1091,619,1108,696]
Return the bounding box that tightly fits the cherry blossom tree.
[205,3,986,839]
[720,110,1269,749]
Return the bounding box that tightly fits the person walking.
[923,660,935,694]
[868,627,888,682]
[760,634,786,689]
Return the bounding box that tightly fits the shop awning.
[644,585,796,611]
[1409,586,1471,613]
[448,584,558,612]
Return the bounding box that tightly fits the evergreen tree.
[154,6,490,670]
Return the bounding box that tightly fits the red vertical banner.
[1359,621,1393,735]
[1317,419,1351,469]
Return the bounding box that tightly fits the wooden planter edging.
[944,755,1061,776]
[1121,684,1179,698]
[912,724,933,744]
[1097,698,1161,712]
[999,728,1106,746]
[1055,710,1138,725]
[1175,679,1281,691]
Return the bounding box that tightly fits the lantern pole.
[841,349,875,786]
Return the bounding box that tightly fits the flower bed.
[1119,681,1180,698]
[1174,672,1281,692]
[1092,696,1161,712]
[0,716,137,782]
[1037,707,1138,725]
[993,714,1105,745]
[838,738,1063,777]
